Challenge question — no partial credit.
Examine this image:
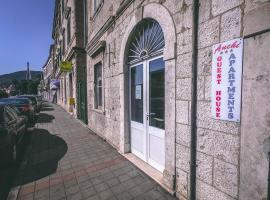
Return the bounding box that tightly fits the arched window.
[127,19,165,64]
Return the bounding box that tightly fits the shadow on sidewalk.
[37,113,55,123]
[41,102,52,107]
[40,107,55,112]
[12,128,68,186]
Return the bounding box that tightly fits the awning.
[50,79,60,90]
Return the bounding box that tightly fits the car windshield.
[19,96,37,105]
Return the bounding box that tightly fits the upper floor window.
[58,14,61,26]
[62,29,66,53]
[93,0,102,13]
[67,17,71,44]
[94,62,103,109]
[83,0,88,45]
[61,0,65,14]
[57,53,61,67]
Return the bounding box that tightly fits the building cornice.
[86,16,115,53]
[66,47,86,61]
[86,0,135,54]
[117,0,134,16]
[88,40,106,58]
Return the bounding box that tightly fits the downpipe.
[267,152,270,200]
[264,138,270,200]
[190,0,200,199]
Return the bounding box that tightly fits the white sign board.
[135,85,142,99]
[211,38,243,122]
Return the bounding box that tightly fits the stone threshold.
[123,153,175,196]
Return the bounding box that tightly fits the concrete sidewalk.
[12,103,176,200]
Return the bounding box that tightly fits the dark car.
[0,98,36,127]
[17,95,39,113]
[0,103,27,168]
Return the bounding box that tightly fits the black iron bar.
[190,0,200,199]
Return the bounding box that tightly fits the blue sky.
[0,0,55,75]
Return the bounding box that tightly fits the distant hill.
[0,70,42,88]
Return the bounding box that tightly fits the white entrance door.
[130,56,165,172]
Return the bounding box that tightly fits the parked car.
[17,95,39,113]
[0,103,27,168]
[7,104,29,125]
[0,98,36,127]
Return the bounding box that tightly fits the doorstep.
[123,153,175,196]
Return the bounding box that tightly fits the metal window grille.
[128,19,165,64]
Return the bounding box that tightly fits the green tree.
[10,75,41,95]
[27,80,40,94]
[18,80,28,94]
[0,90,8,98]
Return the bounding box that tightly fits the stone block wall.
[52,0,87,117]
[175,0,270,200]
[239,1,270,200]
[86,10,134,149]
[239,32,270,200]
[84,0,270,199]
[175,0,243,199]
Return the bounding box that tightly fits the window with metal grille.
[67,17,71,44]
[62,30,66,54]
[94,62,102,109]
[61,0,65,14]
[128,19,165,64]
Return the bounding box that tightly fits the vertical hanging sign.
[211,38,243,122]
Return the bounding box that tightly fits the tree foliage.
[0,90,8,98]
[12,78,41,95]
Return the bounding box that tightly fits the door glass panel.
[131,64,144,123]
[149,58,165,129]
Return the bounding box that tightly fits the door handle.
[146,113,155,120]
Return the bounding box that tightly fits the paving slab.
[12,102,177,200]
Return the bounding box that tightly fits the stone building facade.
[83,0,270,200]
[51,0,88,123]
[42,45,55,101]
[46,0,270,199]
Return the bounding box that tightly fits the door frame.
[129,55,165,172]
[119,6,177,189]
